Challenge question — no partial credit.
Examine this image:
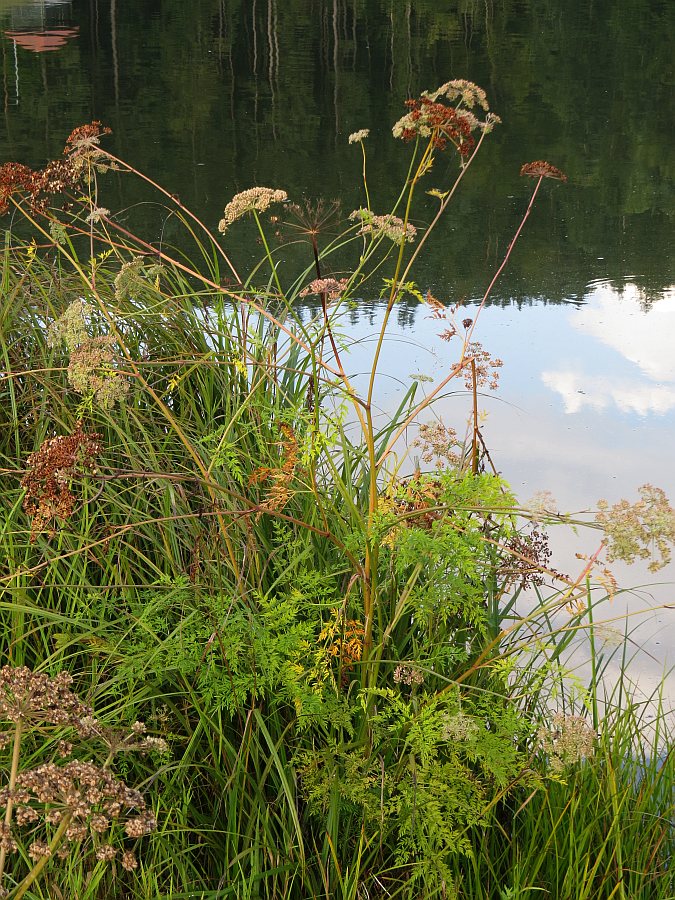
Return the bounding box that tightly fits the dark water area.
[1,0,673,301]
[1,0,675,692]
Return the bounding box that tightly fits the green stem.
[11,811,73,900]
[252,210,284,298]
[0,721,23,885]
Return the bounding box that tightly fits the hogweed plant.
[0,667,160,898]
[0,79,673,898]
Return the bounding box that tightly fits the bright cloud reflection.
[542,281,675,415]
[541,370,675,415]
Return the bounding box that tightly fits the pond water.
[1,0,674,698]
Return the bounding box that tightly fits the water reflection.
[542,282,675,415]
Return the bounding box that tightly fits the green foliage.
[0,75,671,900]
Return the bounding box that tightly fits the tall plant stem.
[376,172,547,468]
[0,721,22,884]
[466,174,545,344]
[10,201,242,584]
[100,149,242,282]
[11,811,73,900]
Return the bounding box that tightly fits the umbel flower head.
[520,160,568,182]
[392,79,500,157]
[0,667,91,729]
[219,187,287,232]
[349,208,416,243]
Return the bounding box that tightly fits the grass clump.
[0,81,672,899]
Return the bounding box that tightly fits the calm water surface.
[2,0,674,694]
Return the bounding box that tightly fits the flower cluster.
[249,424,299,515]
[348,129,369,144]
[20,424,102,541]
[48,299,130,409]
[413,421,462,469]
[393,664,425,687]
[218,187,287,232]
[520,160,567,182]
[596,484,675,572]
[538,713,597,773]
[392,80,500,156]
[349,208,417,243]
[0,760,156,870]
[299,277,348,299]
[0,159,80,216]
[0,123,112,216]
[463,341,504,391]
[0,667,91,730]
[442,712,479,742]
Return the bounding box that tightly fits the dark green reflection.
[1,0,673,304]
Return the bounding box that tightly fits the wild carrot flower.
[218,187,287,232]
[349,208,416,243]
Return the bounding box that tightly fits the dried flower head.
[413,421,461,469]
[349,208,416,243]
[0,158,80,215]
[20,424,102,541]
[393,664,425,687]
[218,187,287,232]
[64,122,112,158]
[520,160,568,182]
[0,667,92,729]
[596,484,675,572]
[538,713,596,772]
[299,277,348,299]
[463,341,503,390]
[393,81,499,157]
[348,129,370,144]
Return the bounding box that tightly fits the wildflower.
[596,484,675,571]
[121,850,138,871]
[0,824,17,855]
[348,129,369,144]
[95,844,116,861]
[218,187,287,232]
[47,298,90,350]
[392,80,498,157]
[442,712,479,742]
[413,421,461,469]
[538,713,596,772]
[67,335,130,410]
[20,424,102,541]
[393,664,425,687]
[349,208,416,243]
[64,122,112,158]
[28,841,51,860]
[425,79,490,110]
[85,206,110,224]
[463,341,503,390]
[299,277,348,299]
[520,160,568,182]
[0,666,92,728]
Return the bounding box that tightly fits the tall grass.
[0,87,672,899]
